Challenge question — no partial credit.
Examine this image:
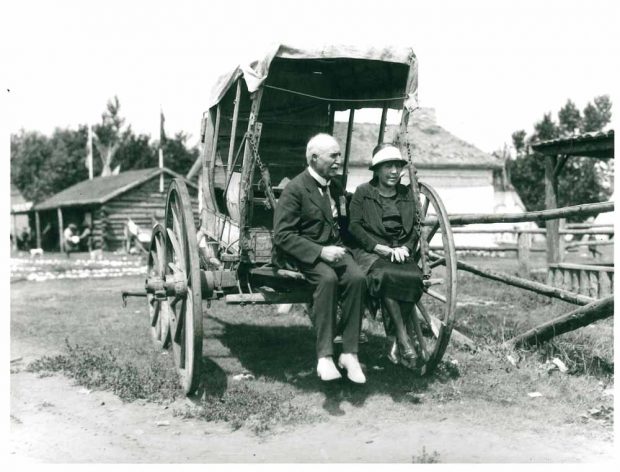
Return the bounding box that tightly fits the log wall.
[93,174,199,251]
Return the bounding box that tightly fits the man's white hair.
[306,133,339,164]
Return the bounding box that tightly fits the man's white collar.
[308,166,329,187]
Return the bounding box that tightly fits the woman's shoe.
[387,337,399,364]
[398,338,417,368]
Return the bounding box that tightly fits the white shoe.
[338,353,366,384]
[317,356,342,381]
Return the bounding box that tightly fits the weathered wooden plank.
[432,255,595,306]
[579,270,589,297]
[599,272,611,297]
[549,262,615,272]
[571,270,580,294]
[426,202,614,226]
[589,271,599,299]
[517,231,531,277]
[506,296,614,348]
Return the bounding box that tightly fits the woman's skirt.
[367,258,424,303]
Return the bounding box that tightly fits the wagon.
[126,44,458,395]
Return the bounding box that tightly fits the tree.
[511,130,527,155]
[11,131,53,203]
[115,133,155,171]
[558,99,581,136]
[93,96,129,176]
[11,97,201,203]
[507,96,612,219]
[160,132,200,175]
[582,95,612,132]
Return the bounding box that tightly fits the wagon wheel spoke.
[427,221,440,243]
[151,301,160,328]
[151,250,160,276]
[421,195,430,218]
[167,228,186,273]
[429,257,445,269]
[173,298,185,345]
[154,237,165,273]
[416,302,441,338]
[425,288,447,304]
[170,204,186,266]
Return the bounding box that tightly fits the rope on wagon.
[263,84,407,103]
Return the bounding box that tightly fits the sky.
[2,0,619,154]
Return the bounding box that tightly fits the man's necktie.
[319,184,332,213]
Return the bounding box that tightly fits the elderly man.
[273,133,366,383]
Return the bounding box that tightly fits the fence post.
[517,231,531,278]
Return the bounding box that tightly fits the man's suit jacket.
[273,169,348,267]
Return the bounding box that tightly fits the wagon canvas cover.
[206,43,418,112]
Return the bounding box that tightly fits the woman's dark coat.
[348,180,419,274]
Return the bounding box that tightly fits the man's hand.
[320,246,347,264]
[391,246,409,263]
[374,244,394,258]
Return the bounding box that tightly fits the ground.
[9,253,615,463]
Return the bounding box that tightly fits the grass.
[412,446,441,463]
[174,383,319,435]
[26,339,182,402]
[11,254,614,436]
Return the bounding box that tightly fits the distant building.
[10,183,33,249]
[335,108,532,246]
[32,168,198,252]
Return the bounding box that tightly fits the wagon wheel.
[164,179,203,395]
[146,223,170,348]
[403,182,457,376]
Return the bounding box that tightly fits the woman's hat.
[369,144,408,170]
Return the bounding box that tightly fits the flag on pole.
[86,124,94,180]
[159,108,166,146]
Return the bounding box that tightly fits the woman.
[348,143,424,366]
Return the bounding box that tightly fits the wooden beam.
[11,214,17,251]
[35,211,41,248]
[430,252,595,306]
[553,154,569,178]
[57,207,65,253]
[544,154,560,264]
[341,108,355,189]
[506,296,614,348]
[425,201,614,226]
[378,103,388,144]
[531,134,614,159]
[227,80,242,174]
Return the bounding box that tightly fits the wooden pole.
[430,252,595,306]
[517,231,531,277]
[506,296,614,348]
[227,80,242,175]
[341,108,355,189]
[35,211,41,249]
[425,201,614,226]
[57,207,64,253]
[544,154,560,264]
[450,228,614,235]
[158,148,164,192]
[11,213,17,251]
[378,103,388,144]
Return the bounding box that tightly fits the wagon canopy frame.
[206,44,419,112]
[198,44,419,265]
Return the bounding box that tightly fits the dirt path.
[10,357,614,463]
